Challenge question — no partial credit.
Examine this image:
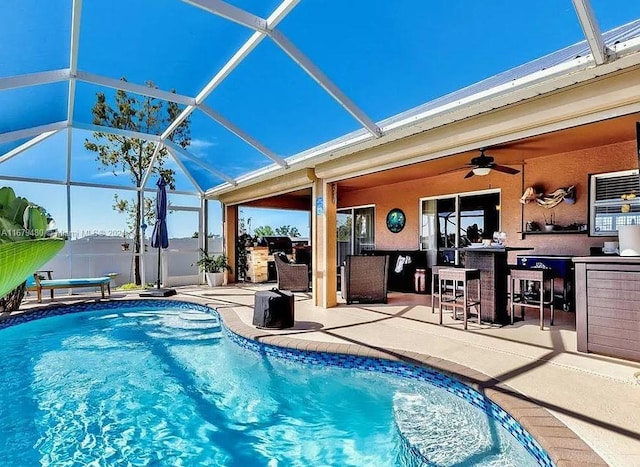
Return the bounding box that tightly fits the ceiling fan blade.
[463,170,475,179]
[438,165,473,175]
[491,165,520,175]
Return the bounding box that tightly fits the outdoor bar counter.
[441,246,533,324]
[573,256,640,362]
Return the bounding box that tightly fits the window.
[337,205,375,268]
[420,189,500,266]
[590,169,640,236]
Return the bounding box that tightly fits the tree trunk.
[0,282,26,313]
[134,189,142,285]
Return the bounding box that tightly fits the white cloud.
[189,138,218,149]
[188,138,218,158]
[92,170,126,179]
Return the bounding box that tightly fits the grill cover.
[261,236,293,255]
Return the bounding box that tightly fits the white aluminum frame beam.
[193,1,300,103]
[161,105,196,140]
[165,141,236,186]
[266,0,300,28]
[72,121,162,142]
[196,32,265,103]
[0,174,198,196]
[67,0,82,124]
[68,179,198,196]
[0,121,67,144]
[269,29,381,138]
[66,127,73,185]
[182,0,267,32]
[0,69,69,91]
[199,104,287,167]
[0,130,60,164]
[141,143,163,190]
[71,122,203,192]
[164,146,205,194]
[0,175,66,186]
[76,71,196,106]
[157,0,302,177]
[572,0,609,65]
[183,0,381,140]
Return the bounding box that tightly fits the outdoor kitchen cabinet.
[573,256,640,362]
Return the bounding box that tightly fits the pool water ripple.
[0,303,551,466]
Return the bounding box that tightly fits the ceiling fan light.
[472,167,491,176]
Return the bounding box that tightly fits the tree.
[253,225,274,237]
[236,215,253,281]
[337,217,352,241]
[275,225,300,237]
[253,225,301,238]
[85,79,191,285]
[192,231,215,238]
[112,194,155,238]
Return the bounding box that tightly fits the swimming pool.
[0,300,553,466]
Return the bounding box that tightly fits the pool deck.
[9,284,640,467]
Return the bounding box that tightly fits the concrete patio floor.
[11,284,640,467]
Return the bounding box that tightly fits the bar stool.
[509,267,555,330]
[430,265,442,313]
[438,267,481,330]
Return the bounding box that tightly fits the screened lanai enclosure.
[2,0,640,288]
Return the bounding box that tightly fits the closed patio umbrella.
[151,176,169,252]
[141,176,176,297]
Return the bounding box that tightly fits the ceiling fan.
[460,149,520,178]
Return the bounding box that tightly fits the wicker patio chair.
[341,255,389,304]
[274,253,310,292]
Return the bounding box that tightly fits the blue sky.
[2,1,640,238]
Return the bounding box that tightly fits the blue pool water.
[0,302,551,466]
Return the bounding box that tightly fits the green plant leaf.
[0,238,65,298]
[0,186,16,213]
[23,205,48,237]
[5,197,29,226]
[0,217,26,243]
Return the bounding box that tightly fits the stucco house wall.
[337,140,637,257]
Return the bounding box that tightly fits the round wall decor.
[386,208,406,233]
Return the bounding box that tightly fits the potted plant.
[543,212,555,232]
[195,250,232,287]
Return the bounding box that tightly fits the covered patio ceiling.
[338,111,640,192]
[2,1,640,197]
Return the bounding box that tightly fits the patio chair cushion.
[362,249,428,292]
[27,274,112,303]
[38,277,111,287]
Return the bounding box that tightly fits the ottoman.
[253,288,295,329]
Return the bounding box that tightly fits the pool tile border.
[1,297,607,467]
[211,301,608,467]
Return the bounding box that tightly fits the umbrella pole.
[157,246,161,289]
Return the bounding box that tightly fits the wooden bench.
[26,271,111,303]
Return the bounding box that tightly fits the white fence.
[39,236,224,287]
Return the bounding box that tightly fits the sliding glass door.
[337,206,375,269]
[421,190,500,266]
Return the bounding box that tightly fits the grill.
[260,236,293,255]
[516,255,575,311]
